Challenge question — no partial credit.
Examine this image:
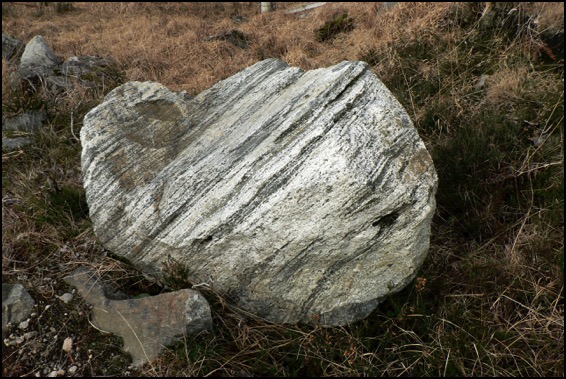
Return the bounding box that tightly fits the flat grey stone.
[2,284,35,339]
[64,267,212,368]
[57,293,74,304]
[2,137,33,150]
[2,110,46,133]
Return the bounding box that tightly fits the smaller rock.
[3,110,46,133]
[58,293,74,304]
[475,74,490,90]
[4,335,25,346]
[64,267,212,368]
[62,337,73,352]
[2,137,34,151]
[19,35,62,79]
[9,34,124,104]
[2,33,24,62]
[47,55,121,92]
[205,29,250,48]
[232,15,248,24]
[18,319,29,329]
[2,284,35,339]
[47,369,65,377]
[62,55,116,77]
[23,331,38,340]
[68,366,78,374]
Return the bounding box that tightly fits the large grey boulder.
[81,58,438,326]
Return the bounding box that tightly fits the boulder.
[64,268,212,368]
[81,58,438,326]
[19,35,62,79]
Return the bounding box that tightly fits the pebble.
[58,293,74,303]
[18,320,29,329]
[68,365,78,374]
[4,335,24,346]
[24,331,38,340]
[62,337,73,352]
[48,369,65,377]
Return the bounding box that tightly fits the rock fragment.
[2,283,35,339]
[64,267,212,367]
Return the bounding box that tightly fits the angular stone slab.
[2,137,33,151]
[81,58,438,326]
[2,284,35,339]
[2,110,46,133]
[64,268,212,368]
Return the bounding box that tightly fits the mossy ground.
[2,2,563,377]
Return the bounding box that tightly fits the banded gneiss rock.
[81,59,438,325]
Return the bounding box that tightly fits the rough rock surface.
[12,35,121,96]
[2,33,24,62]
[2,136,34,151]
[2,111,46,150]
[64,268,212,368]
[81,58,438,326]
[2,284,35,339]
[2,34,123,150]
[19,35,63,79]
[3,110,46,133]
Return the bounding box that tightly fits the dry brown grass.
[2,2,564,377]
